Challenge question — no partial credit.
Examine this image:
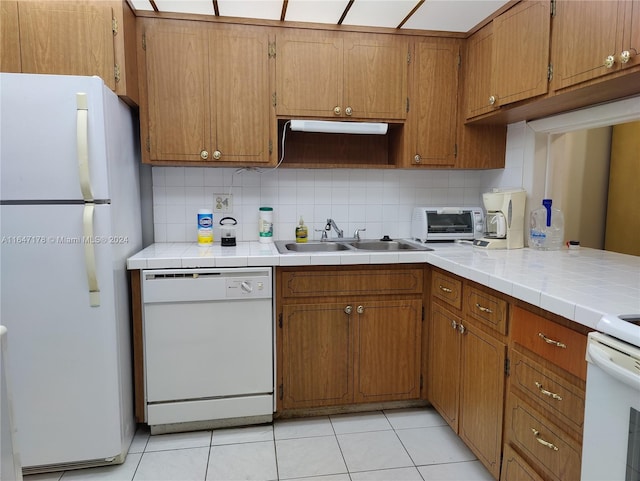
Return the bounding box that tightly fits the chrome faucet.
[353,228,366,240]
[325,218,344,238]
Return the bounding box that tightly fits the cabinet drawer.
[510,349,584,433]
[280,268,424,299]
[511,307,588,381]
[506,393,582,481]
[465,285,508,335]
[501,444,545,481]
[431,270,462,310]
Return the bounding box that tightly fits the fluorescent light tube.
[289,119,388,135]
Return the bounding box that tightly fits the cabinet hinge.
[547,63,553,82]
[505,357,510,376]
[272,92,277,107]
[278,313,283,328]
[406,97,410,113]
[142,32,147,51]
[454,143,458,158]
[269,139,273,155]
[420,374,424,390]
[112,17,118,35]
[456,53,461,68]
[114,64,121,83]
[268,42,276,59]
[278,384,283,400]
[550,0,556,17]
[146,136,150,153]
[407,50,411,64]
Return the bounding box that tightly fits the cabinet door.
[410,39,459,167]
[1,2,20,72]
[354,300,422,403]
[427,304,461,431]
[18,1,116,90]
[622,0,640,69]
[275,30,343,118]
[493,0,550,106]
[213,26,271,163]
[458,322,506,479]
[281,303,352,409]
[464,24,496,119]
[551,0,623,90]
[343,34,409,119]
[144,21,210,162]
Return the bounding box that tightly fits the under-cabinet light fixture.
[289,119,388,135]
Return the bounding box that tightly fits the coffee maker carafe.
[473,188,526,249]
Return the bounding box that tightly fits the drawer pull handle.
[538,332,567,349]
[475,303,493,314]
[535,381,563,400]
[531,428,559,451]
[439,285,453,293]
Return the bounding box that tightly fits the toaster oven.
[411,207,484,242]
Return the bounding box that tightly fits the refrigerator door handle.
[76,93,94,202]
[83,203,101,307]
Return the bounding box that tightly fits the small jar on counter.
[258,207,273,243]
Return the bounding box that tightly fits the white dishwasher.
[142,267,273,434]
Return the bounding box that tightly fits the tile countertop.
[127,241,640,331]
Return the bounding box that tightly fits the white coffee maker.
[473,188,527,249]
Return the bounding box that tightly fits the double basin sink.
[275,239,433,254]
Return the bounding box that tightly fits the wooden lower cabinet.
[503,306,588,481]
[277,265,424,412]
[355,299,422,403]
[427,273,507,480]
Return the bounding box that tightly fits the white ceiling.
[129,0,511,33]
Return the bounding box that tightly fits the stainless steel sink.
[347,240,432,251]
[275,241,354,253]
[275,239,432,254]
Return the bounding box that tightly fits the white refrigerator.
[0,73,143,473]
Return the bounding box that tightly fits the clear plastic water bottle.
[529,199,564,250]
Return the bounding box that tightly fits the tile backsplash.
[151,124,526,243]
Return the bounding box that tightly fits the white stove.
[582,313,640,480]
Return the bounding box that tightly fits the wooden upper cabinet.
[10,1,138,104]
[1,2,21,72]
[342,33,409,120]
[551,0,640,90]
[144,21,210,163]
[464,23,496,119]
[214,26,271,163]
[465,1,551,120]
[275,30,343,118]
[18,1,116,89]
[276,29,408,120]
[492,0,550,106]
[141,19,272,165]
[406,38,459,167]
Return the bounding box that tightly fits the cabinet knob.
[344,305,353,315]
[488,95,496,105]
[200,150,209,160]
[357,305,364,314]
[213,150,222,160]
[458,323,466,334]
[334,106,342,116]
[451,320,458,330]
[345,106,353,116]
[604,55,615,68]
[620,50,632,63]
[414,154,422,164]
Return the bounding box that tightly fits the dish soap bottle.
[295,217,308,243]
[529,199,564,250]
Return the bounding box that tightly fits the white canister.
[258,207,273,243]
[197,209,214,246]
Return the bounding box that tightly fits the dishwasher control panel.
[142,267,272,303]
